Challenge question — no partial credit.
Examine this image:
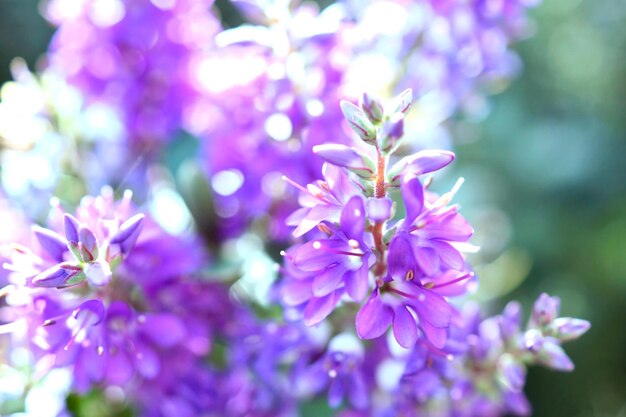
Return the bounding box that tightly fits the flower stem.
[375,148,386,199]
[373,147,387,276]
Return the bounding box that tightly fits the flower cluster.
[276,92,589,415]
[0,189,214,411]
[281,91,474,350]
[377,293,589,416]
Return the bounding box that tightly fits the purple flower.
[394,174,473,274]
[282,196,373,325]
[285,163,364,237]
[356,281,456,349]
[296,336,369,409]
[14,200,145,291]
[355,174,474,349]
[35,298,190,391]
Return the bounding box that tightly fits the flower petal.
[414,245,440,277]
[430,240,465,270]
[134,341,160,379]
[139,314,186,348]
[328,378,345,408]
[281,279,313,306]
[393,306,418,348]
[63,213,80,244]
[304,292,339,326]
[340,196,365,240]
[105,350,134,385]
[425,211,473,241]
[292,205,340,237]
[388,234,416,280]
[312,264,347,297]
[349,371,369,409]
[401,175,424,225]
[292,239,350,271]
[344,264,369,301]
[356,290,393,339]
[409,287,452,328]
[421,321,447,348]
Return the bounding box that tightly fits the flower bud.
[32,262,85,288]
[378,113,404,155]
[536,339,575,372]
[504,392,531,416]
[531,293,560,328]
[499,301,522,341]
[392,88,412,114]
[78,227,99,262]
[32,265,72,288]
[63,213,80,245]
[84,260,112,287]
[32,226,67,262]
[110,213,145,256]
[313,144,376,179]
[497,353,526,392]
[360,93,384,123]
[366,197,393,222]
[548,317,590,342]
[387,150,455,184]
[340,100,377,143]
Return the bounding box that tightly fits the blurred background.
[0,0,624,416]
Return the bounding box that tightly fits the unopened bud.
[387,150,455,184]
[110,214,145,256]
[536,339,575,372]
[32,265,72,288]
[392,89,413,114]
[366,197,393,222]
[379,113,404,155]
[360,93,384,123]
[78,227,99,262]
[340,100,377,144]
[33,226,67,262]
[497,353,526,392]
[531,293,560,328]
[84,260,112,287]
[548,317,590,342]
[313,144,376,178]
[63,214,80,245]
